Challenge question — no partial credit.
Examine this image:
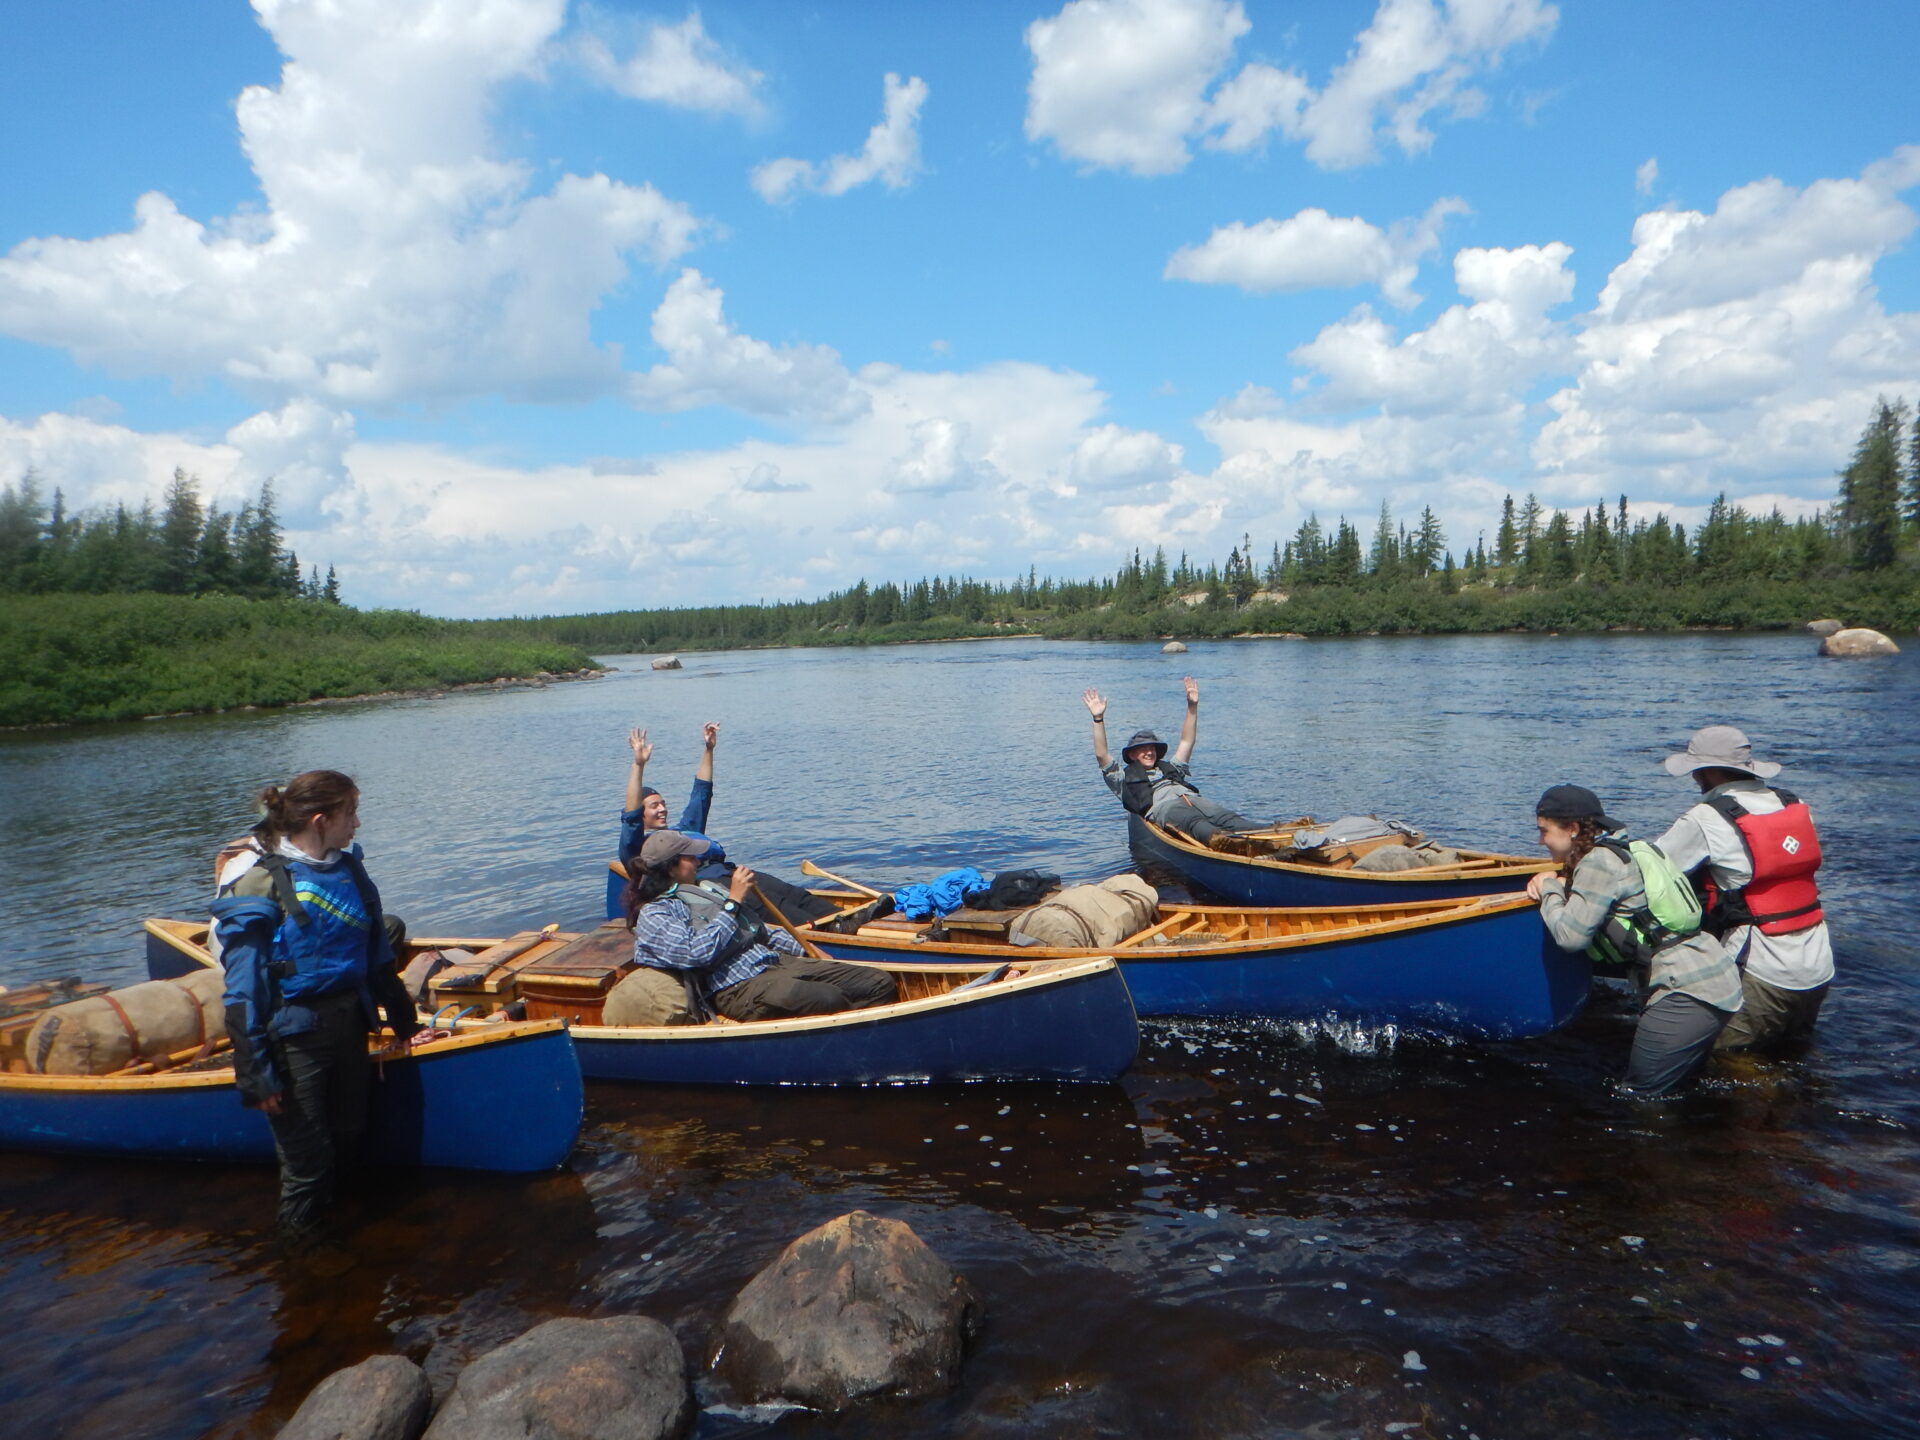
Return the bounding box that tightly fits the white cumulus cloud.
[751,73,929,203]
[1165,198,1467,307]
[629,269,867,423]
[0,0,701,413]
[576,8,764,118]
[1025,0,1557,176]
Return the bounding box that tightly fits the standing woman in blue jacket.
[211,770,419,1238]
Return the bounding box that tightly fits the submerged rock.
[1806,618,1844,636]
[712,1209,980,1411]
[423,1316,690,1440]
[279,1355,431,1440]
[651,656,683,670]
[1161,641,1189,654]
[1820,627,1900,657]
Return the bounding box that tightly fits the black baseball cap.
[1534,784,1621,831]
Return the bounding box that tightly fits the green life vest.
[1588,837,1705,968]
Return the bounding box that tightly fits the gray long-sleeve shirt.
[1536,842,1743,1012]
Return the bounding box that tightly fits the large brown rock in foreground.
[1820,627,1900,657]
[423,1317,690,1440]
[713,1210,981,1410]
[279,1355,431,1440]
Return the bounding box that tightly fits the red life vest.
[1702,789,1825,936]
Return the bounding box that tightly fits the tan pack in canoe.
[1009,875,1159,949]
[25,969,227,1075]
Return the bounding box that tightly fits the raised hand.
[628,727,653,766]
[728,865,756,902]
[1082,687,1107,722]
[1182,675,1199,707]
[703,721,721,751]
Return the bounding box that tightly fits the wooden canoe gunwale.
[790,892,1537,965]
[566,956,1123,1042]
[0,1017,571,1094]
[1133,815,1549,883]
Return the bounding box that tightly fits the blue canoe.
[0,1018,582,1171]
[569,955,1139,1086]
[1129,813,1550,908]
[0,920,587,1172]
[793,891,1590,1041]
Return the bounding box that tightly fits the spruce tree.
[156,468,204,595]
[1495,495,1519,568]
[1839,401,1903,570]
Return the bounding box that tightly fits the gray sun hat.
[1122,729,1169,763]
[1662,725,1782,779]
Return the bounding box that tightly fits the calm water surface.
[1,636,1914,1439]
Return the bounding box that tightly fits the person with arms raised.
[1083,676,1260,844]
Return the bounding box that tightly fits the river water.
[1,635,1914,1439]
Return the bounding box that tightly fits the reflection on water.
[2,636,1916,1438]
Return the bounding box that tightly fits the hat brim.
[1663,753,1782,779]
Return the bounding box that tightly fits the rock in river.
[423,1316,690,1440]
[712,1209,981,1411]
[1820,627,1900,657]
[279,1354,431,1440]
[651,656,683,670]
[1161,641,1188,654]
[1806,618,1844,636]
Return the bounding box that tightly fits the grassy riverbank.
[0,593,600,727]
[467,573,1920,654]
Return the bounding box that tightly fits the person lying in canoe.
[618,723,832,924]
[627,831,897,1022]
[1082,677,1261,844]
[1526,784,1742,1098]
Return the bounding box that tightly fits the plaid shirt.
[631,888,803,996]
[1538,841,1743,1012]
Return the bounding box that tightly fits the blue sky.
[2,0,1916,614]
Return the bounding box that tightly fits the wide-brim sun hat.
[1535,783,1622,832]
[1122,729,1169,762]
[1662,724,1782,779]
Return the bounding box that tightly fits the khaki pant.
[1715,972,1828,1053]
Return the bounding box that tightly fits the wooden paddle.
[749,882,829,960]
[798,859,882,898]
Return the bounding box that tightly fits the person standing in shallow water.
[1653,725,1834,1054]
[211,770,420,1239]
[1082,676,1259,843]
[1527,784,1743,1098]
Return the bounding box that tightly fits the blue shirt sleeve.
[677,777,714,835]
[618,807,647,867]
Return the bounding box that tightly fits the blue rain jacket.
[894,867,990,920]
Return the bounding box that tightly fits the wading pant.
[1620,992,1731,1098]
[713,957,899,1023]
[1157,793,1260,844]
[266,991,371,1237]
[1714,972,1827,1054]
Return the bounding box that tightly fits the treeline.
[0,468,341,602]
[477,400,1920,652]
[0,593,596,727]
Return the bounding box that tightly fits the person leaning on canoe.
[1526,784,1743,1098]
[1653,725,1833,1055]
[1082,676,1260,843]
[616,722,833,924]
[209,770,421,1240]
[625,831,897,1022]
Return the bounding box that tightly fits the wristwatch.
[722,900,739,914]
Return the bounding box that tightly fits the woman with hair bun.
[1527,784,1742,1098]
[210,770,419,1239]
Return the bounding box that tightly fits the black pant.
[713,957,898,1022]
[265,992,371,1236]
[1159,793,1261,843]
